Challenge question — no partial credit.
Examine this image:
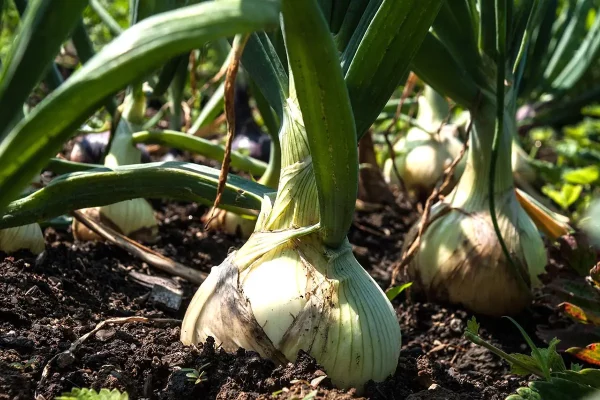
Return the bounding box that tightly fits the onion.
[181,97,400,390]
[405,101,547,316]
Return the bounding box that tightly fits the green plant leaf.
[385,282,412,301]
[168,56,190,130]
[0,0,281,214]
[412,32,480,109]
[152,54,189,97]
[140,0,193,98]
[550,7,600,93]
[189,81,225,133]
[560,184,583,209]
[328,0,350,34]
[339,0,381,66]
[505,316,551,380]
[546,279,600,313]
[542,184,583,210]
[131,130,267,176]
[539,338,567,373]
[0,0,88,137]
[518,0,558,99]
[557,369,600,389]
[249,77,279,139]
[333,0,370,51]
[466,316,480,335]
[479,0,497,57]
[505,386,542,400]
[529,377,599,400]
[57,387,129,400]
[431,2,483,87]
[131,0,185,25]
[0,161,270,229]
[44,158,102,175]
[281,0,357,248]
[571,363,584,372]
[562,166,600,185]
[509,353,542,376]
[241,31,288,119]
[71,20,118,116]
[508,376,600,400]
[89,0,124,35]
[542,0,593,88]
[511,0,550,89]
[344,0,443,138]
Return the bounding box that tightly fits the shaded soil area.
[0,201,580,399]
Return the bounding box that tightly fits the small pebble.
[95,328,116,342]
[56,351,75,368]
[449,318,464,333]
[149,284,183,311]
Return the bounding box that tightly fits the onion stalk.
[182,85,400,389]
[73,87,158,242]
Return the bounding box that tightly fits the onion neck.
[258,97,320,231]
[448,97,515,210]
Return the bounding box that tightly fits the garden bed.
[1,199,576,399]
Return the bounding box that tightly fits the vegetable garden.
[1,0,600,399]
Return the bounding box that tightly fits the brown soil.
[0,199,581,400]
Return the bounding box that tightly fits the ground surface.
[0,198,582,399]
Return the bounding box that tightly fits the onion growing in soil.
[182,93,401,389]
[383,86,465,198]
[405,90,547,316]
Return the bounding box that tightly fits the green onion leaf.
[282,0,357,247]
[0,0,281,213]
[0,161,269,229]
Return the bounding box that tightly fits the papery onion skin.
[406,196,546,316]
[99,199,158,241]
[181,234,401,389]
[72,200,158,243]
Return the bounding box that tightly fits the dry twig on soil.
[71,210,207,284]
